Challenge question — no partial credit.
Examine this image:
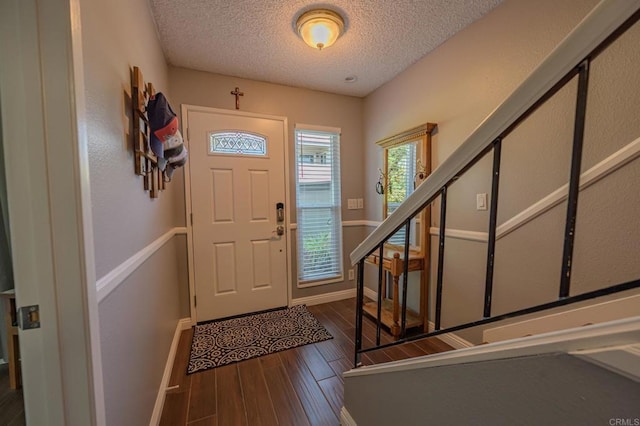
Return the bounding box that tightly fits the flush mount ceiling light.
[296,9,345,51]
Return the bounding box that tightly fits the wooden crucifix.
[230,87,244,110]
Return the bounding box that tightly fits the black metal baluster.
[401,220,411,337]
[354,258,365,367]
[435,186,447,330]
[560,60,590,298]
[376,243,384,346]
[484,138,502,318]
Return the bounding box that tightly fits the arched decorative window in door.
[209,131,267,156]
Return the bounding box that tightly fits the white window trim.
[295,122,341,134]
[294,125,344,288]
[297,275,345,288]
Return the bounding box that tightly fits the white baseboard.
[340,406,357,426]
[149,317,192,426]
[363,286,377,301]
[363,288,473,349]
[179,318,193,331]
[427,321,474,349]
[483,293,640,343]
[291,288,356,307]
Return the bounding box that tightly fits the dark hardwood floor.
[0,363,25,426]
[160,298,454,426]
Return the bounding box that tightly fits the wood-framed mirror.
[377,122,436,256]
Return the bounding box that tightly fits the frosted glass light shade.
[296,9,344,50]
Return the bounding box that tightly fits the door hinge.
[190,213,193,226]
[18,305,40,330]
[186,127,189,141]
[194,295,197,307]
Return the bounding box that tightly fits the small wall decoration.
[414,159,427,189]
[131,66,187,198]
[376,168,387,195]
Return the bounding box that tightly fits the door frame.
[0,0,105,424]
[181,105,292,324]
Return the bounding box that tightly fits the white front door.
[187,108,288,322]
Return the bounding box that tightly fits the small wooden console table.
[363,249,428,338]
[1,289,20,389]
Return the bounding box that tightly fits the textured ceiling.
[149,0,503,97]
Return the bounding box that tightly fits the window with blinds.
[386,142,417,246]
[295,126,343,285]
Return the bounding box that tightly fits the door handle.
[274,203,285,237]
[276,202,284,222]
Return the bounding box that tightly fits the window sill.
[297,275,344,288]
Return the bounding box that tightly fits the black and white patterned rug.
[187,304,333,374]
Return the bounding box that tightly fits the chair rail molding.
[425,136,640,244]
[496,135,640,239]
[96,227,187,303]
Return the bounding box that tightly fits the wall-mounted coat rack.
[132,66,165,198]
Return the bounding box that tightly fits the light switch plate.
[357,198,364,209]
[347,198,356,210]
[477,193,488,210]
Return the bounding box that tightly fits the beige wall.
[81,0,181,278]
[364,0,598,220]
[80,0,187,422]
[490,11,640,327]
[363,0,640,343]
[98,238,183,426]
[169,67,365,299]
